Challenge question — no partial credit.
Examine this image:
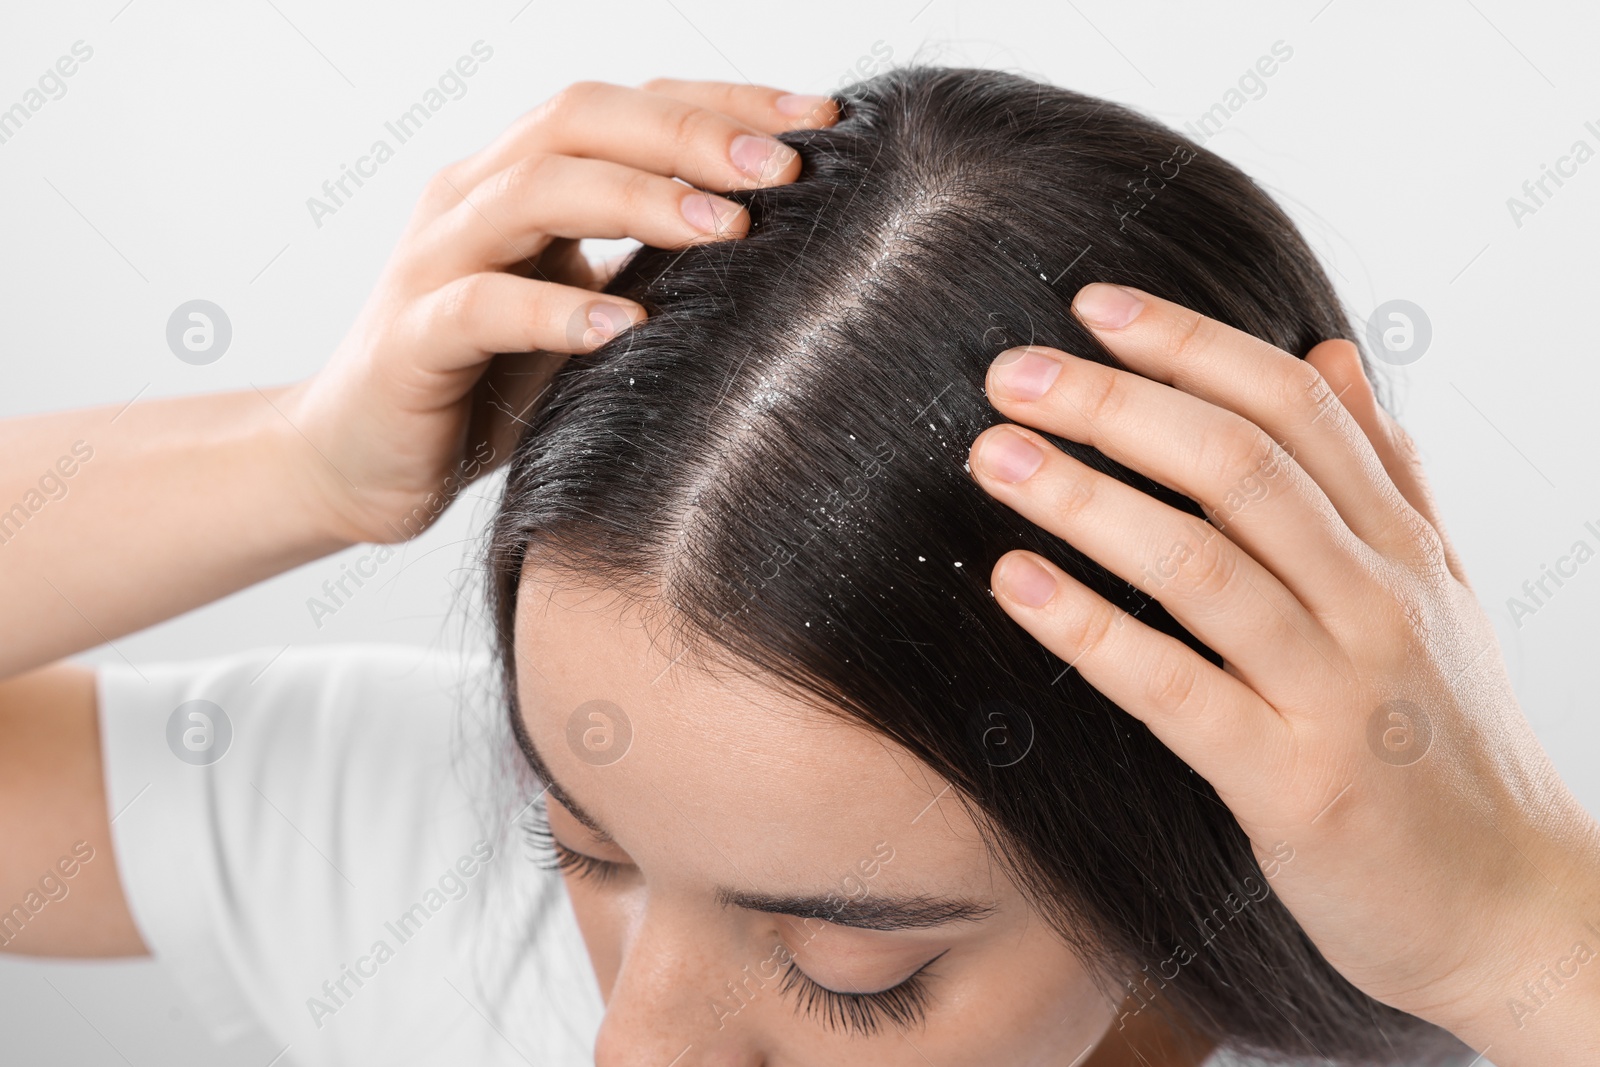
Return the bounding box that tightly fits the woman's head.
[488,65,1463,1064]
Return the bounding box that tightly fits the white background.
[2,0,1595,1063]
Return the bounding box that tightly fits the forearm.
[0,385,352,678]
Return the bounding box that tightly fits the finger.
[425,81,803,227]
[987,548,1289,796]
[983,345,1371,619]
[1305,340,1471,587]
[969,421,1343,705]
[1069,284,1435,568]
[412,154,748,277]
[639,77,839,132]
[403,272,645,375]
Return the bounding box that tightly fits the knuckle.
[618,168,658,214]
[1145,654,1200,712]
[440,273,492,330]
[1363,586,1433,666]
[503,152,552,193]
[1049,467,1100,524]
[1390,504,1434,546]
[532,81,601,129]
[1075,365,1130,424]
[1166,308,1210,364]
[422,168,464,206]
[665,101,706,151]
[639,76,673,94]
[1061,601,1120,657]
[1279,359,1336,422]
[1203,421,1279,485]
[1169,526,1238,600]
[1394,589,1431,641]
[1392,507,1449,569]
[553,80,601,114]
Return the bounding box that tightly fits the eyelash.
[522,802,938,1037]
[522,803,625,885]
[778,954,939,1037]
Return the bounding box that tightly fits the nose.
[593,903,767,1067]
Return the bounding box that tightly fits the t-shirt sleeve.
[97,642,602,1066]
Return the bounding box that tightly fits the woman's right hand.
[0,79,836,944]
[282,79,836,546]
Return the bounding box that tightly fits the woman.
[2,68,1596,1066]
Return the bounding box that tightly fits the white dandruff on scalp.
[653,178,974,599]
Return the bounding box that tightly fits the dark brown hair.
[487,65,1467,1064]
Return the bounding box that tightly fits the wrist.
[1429,798,1600,1063]
[264,379,371,551]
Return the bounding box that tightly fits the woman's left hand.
[968,283,1600,1065]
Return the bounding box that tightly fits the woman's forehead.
[513,575,997,890]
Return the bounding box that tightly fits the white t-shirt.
[99,642,1259,1067]
[98,642,605,1066]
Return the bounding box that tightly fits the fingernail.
[775,93,830,118]
[975,429,1044,483]
[730,134,796,181]
[585,302,633,344]
[995,554,1057,608]
[680,192,742,234]
[1074,283,1144,329]
[990,347,1062,401]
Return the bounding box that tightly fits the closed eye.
[523,805,630,886]
[547,839,626,884]
[778,950,944,1037]
[524,800,946,1037]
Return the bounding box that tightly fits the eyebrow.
[516,730,617,844]
[716,888,996,932]
[516,731,995,933]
